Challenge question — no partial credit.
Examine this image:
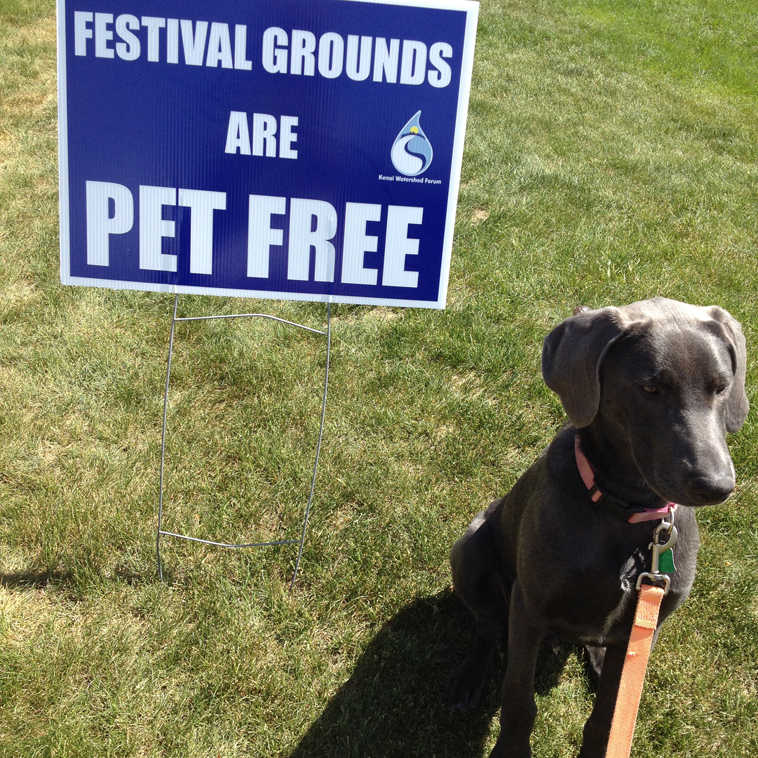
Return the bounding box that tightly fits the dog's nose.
[689,473,735,504]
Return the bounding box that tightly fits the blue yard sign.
[57,0,478,308]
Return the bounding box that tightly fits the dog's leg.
[577,643,625,758]
[450,507,510,710]
[450,568,508,710]
[490,581,543,758]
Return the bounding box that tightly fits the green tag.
[658,548,675,574]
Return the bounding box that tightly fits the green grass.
[1,1,756,756]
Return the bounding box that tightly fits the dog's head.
[542,297,749,506]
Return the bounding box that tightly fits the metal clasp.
[636,518,678,595]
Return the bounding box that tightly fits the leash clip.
[636,519,678,596]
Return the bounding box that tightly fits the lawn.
[0,1,756,756]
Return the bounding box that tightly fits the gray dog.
[450,297,748,758]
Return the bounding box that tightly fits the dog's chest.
[553,586,639,647]
[544,546,650,645]
[597,585,637,644]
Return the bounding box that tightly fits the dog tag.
[658,548,675,574]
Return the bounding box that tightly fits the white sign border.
[56,0,479,310]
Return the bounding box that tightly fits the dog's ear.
[542,308,628,427]
[708,306,749,433]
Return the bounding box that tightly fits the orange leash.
[606,518,677,758]
[605,583,666,758]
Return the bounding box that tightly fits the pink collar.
[574,434,677,524]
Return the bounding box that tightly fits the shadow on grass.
[289,589,576,758]
[0,569,72,590]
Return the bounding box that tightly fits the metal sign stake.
[156,294,332,588]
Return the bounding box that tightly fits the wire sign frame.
[155,295,332,588]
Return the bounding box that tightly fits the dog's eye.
[641,383,658,394]
[713,382,729,395]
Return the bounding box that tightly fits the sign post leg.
[291,301,331,588]
[155,296,332,587]
[156,293,178,583]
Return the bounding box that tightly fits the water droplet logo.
[390,111,433,177]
